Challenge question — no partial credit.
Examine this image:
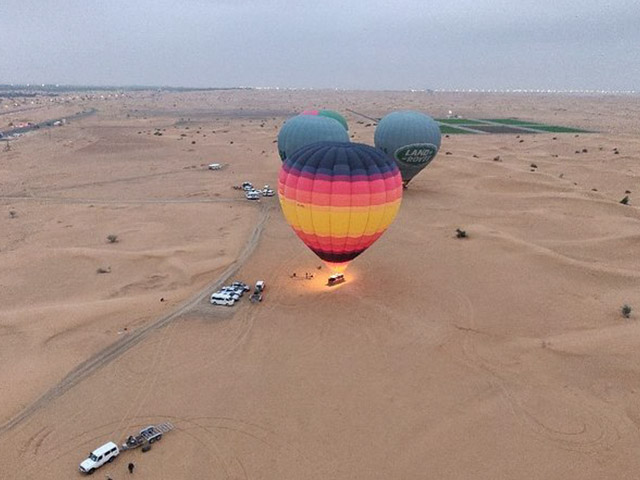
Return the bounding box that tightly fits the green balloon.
[301,109,348,131]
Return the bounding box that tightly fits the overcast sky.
[1,0,639,90]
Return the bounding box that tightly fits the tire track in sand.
[445,287,631,454]
[0,203,271,436]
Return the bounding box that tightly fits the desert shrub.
[622,304,632,319]
[107,234,118,243]
[97,266,111,274]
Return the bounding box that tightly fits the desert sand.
[1,90,640,479]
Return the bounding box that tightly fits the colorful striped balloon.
[278,142,403,272]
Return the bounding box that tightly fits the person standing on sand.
[128,462,135,473]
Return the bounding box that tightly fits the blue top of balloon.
[277,115,349,161]
[374,110,442,185]
[374,111,442,154]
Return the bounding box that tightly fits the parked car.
[262,187,275,197]
[231,281,250,292]
[79,442,119,474]
[210,293,236,306]
[250,290,263,303]
[327,273,345,286]
[208,163,222,170]
[220,288,242,299]
[219,288,242,300]
[245,190,261,200]
[242,181,253,191]
[255,280,265,292]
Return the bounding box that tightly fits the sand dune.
[1,91,639,479]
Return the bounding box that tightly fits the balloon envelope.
[301,109,349,131]
[277,115,349,161]
[278,142,403,272]
[374,111,442,186]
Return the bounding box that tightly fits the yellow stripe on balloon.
[280,197,401,237]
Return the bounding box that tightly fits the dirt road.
[0,202,270,436]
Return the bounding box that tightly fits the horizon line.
[0,83,638,96]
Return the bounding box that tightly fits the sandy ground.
[1,90,640,479]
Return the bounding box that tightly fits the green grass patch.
[434,118,592,134]
[525,125,590,133]
[436,118,486,125]
[480,118,546,126]
[439,125,477,134]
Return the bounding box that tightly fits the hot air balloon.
[301,109,349,130]
[374,110,442,187]
[278,141,403,273]
[277,115,349,161]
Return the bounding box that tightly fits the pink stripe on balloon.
[283,192,400,208]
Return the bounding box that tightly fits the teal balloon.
[301,109,349,131]
[374,111,442,186]
[277,115,349,161]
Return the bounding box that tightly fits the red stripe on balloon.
[293,229,384,253]
[283,170,399,184]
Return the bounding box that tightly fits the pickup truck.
[250,280,265,302]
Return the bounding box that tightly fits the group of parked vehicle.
[210,280,265,306]
[241,181,275,200]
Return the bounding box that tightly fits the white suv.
[245,190,261,200]
[219,288,242,301]
[79,442,119,474]
[210,293,236,306]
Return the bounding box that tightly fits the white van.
[79,441,119,474]
[210,293,236,306]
